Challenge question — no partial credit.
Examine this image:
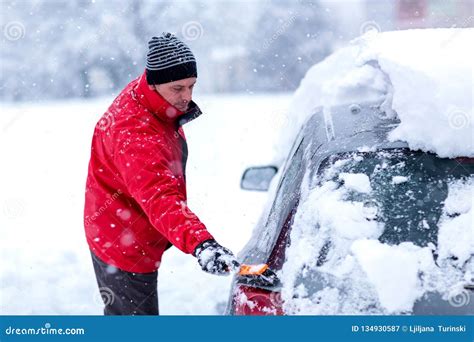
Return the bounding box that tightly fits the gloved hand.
[194,239,240,275]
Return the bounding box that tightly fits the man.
[84,32,239,315]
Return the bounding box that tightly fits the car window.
[270,139,305,218]
[262,139,305,261]
[316,149,474,247]
[279,148,474,314]
[239,135,308,266]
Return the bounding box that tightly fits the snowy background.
[1,0,473,315]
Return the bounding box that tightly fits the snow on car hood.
[275,28,473,162]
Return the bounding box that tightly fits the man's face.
[150,77,196,112]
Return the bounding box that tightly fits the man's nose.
[182,89,192,103]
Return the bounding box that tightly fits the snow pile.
[365,29,474,158]
[280,168,386,314]
[339,173,372,193]
[274,41,389,163]
[280,156,472,314]
[437,178,474,267]
[351,240,431,313]
[391,175,408,184]
[275,28,473,162]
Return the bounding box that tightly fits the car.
[225,100,474,315]
[226,28,473,315]
[226,29,474,315]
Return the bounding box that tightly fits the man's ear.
[148,84,155,90]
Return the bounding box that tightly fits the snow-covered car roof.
[275,28,473,163]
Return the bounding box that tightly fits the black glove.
[194,239,240,275]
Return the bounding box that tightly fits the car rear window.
[278,148,473,314]
[317,148,474,247]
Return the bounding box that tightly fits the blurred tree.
[0,0,336,101]
[246,0,335,92]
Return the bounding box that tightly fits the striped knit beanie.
[145,32,197,85]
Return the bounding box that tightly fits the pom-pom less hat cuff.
[146,62,197,85]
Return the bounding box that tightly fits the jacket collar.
[177,101,202,126]
[133,71,202,126]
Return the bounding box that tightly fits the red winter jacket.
[84,71,214,273]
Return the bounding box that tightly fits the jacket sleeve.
[111,118,214,255]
